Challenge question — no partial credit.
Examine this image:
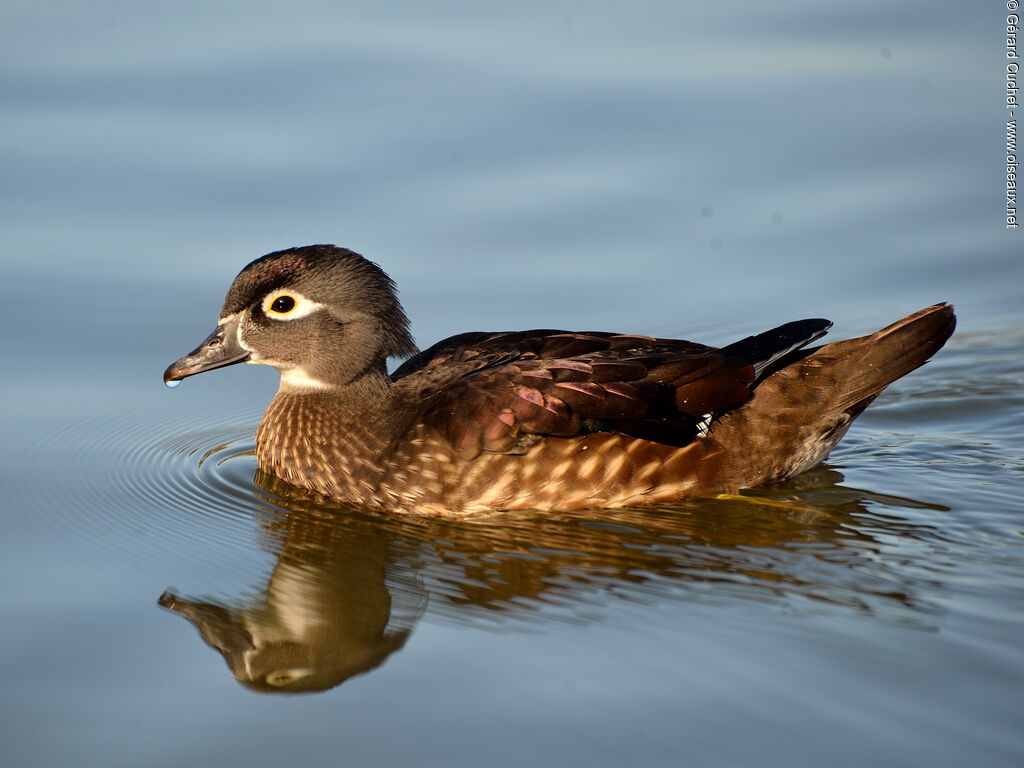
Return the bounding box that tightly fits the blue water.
[2,2,1022,766]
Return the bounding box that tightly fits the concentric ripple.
[22,393,274,584]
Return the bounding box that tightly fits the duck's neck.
[255,371,401,502]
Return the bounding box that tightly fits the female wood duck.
[164,245,955,515]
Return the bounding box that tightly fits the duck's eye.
[261,290,322,320]
[269,295,296,314]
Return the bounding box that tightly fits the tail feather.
[705,303,956,490]
[806,302,956,413]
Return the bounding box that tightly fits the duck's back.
[378,321,829,513]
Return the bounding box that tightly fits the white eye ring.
[261,290,324,321]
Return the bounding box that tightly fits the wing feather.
[393,323,829,460]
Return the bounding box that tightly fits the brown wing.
[392,329,761,460]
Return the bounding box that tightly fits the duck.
[164,244,955,515]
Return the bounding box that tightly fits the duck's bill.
[163,318,250,385]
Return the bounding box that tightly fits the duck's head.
[164,245,417,390]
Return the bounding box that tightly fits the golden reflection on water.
[159,467,949,695]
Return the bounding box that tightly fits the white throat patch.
[279,367,333,391]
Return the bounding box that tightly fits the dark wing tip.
[719,318,832,381]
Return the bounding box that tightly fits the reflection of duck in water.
[164,245,954,514]
[161,469,946,694]
[160,487,425,694]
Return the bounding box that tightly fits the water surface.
[2,2,1022,767]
